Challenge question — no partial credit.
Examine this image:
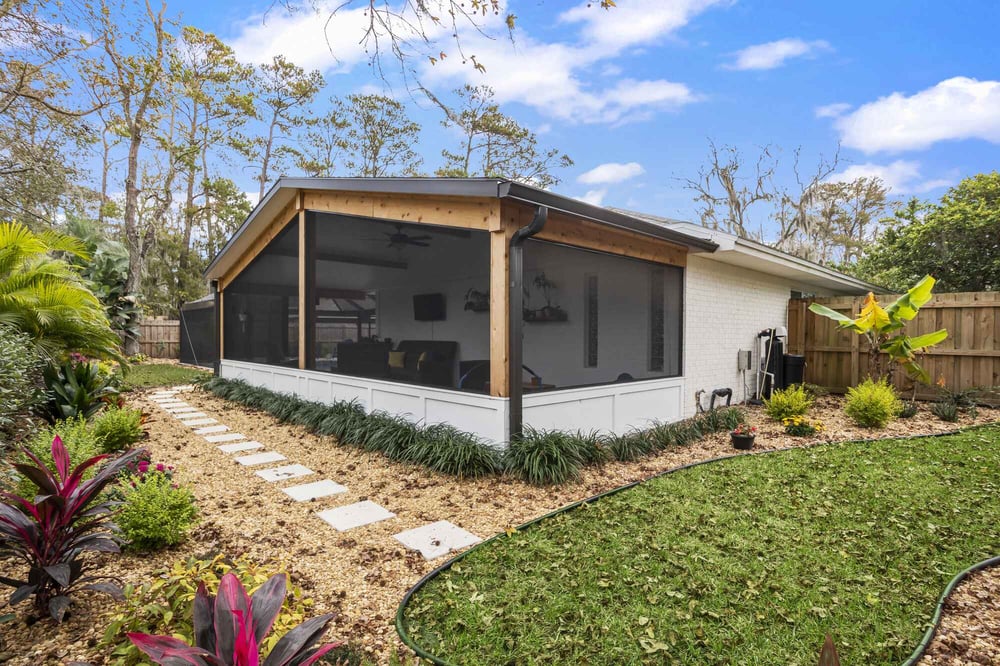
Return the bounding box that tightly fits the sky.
[166,0,1000,232]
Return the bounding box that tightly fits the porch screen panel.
[310,212,490,391]
[522,239,682,390]
[222,217,299,367]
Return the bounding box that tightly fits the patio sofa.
[337,339,457,387]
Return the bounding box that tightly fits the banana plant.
[808,275,948,384]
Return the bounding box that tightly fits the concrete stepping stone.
[172,385,195,390]
[176,412,208,420]
[158,400,186,407]
[218,441,264,454]
[152,397,180,402]
[205,433,246,443]
[235,451,286,466]
[316,501,395,531]
[184,418,217,427]
[256,464,314,482]
[282,480,347,502]
[151,392,177,398]
[393,520,482,560]
[194,425,229,434]
[165,406,196,413]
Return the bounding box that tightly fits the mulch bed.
[0,391,995,665]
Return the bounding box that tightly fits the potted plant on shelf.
[730,423,757,450]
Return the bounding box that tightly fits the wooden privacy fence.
[138,319,180,358]
[787,291,1000,404]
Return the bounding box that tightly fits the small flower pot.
[731,433,755,450]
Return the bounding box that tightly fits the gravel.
[0,389,994,665]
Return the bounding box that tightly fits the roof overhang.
[204,178,719,281]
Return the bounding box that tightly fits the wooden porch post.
[489,204,510,398]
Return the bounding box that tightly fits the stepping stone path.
[146,386,482,559]
[256,464,314,482]
[317,501,395,531]
[394,520,482,560]
[194,425,229,434]
[235,451,286,466]
[282,479,347,502]
[218,441,264,453]
[205,433,246,443]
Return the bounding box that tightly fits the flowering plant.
[731,423,757,436]
[782,416,824,436]
[122,450,175,482]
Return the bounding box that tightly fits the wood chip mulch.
[0,391,996,665]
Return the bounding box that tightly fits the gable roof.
[204,177,718,280]
[205,177,879,295]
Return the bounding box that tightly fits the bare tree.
[682,141,777,239]
[772,146,840,251]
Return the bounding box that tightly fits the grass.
[122,363,210,389]
[400,426,1000,665]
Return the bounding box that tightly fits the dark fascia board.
[204,177,718,277]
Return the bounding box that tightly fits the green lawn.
[122,362,210,389]
[400,426,1000,665]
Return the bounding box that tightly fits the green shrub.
[0,326,44,436]
[782,416,823,436]
[15,416,101,496]
[605,430,656,461]
[504,428,587,485]
[91,405,144,452]
[898,401,919,419]
[844,378,902,428]
[930,400,959,422]
[116,472,198,551]
[101,554,313,665]
[404,424,501,478]
[763,385,814,421]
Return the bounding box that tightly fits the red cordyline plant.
[129,572,341,666]
[0,436,144,620]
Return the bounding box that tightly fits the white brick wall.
[682,255,798,417]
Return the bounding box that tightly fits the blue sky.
[168,0,1000,235]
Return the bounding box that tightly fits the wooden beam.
[501,202,687,267]
[298,208,307,370]
[489,202,511,397]
[302,190,495,230]
[219,195,299,291]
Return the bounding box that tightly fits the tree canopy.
[851,173,1000,292]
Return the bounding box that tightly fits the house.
[204,177,876,445]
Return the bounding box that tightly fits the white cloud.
[725,38,831,71]
[578,162,645,185]
[829,160,952,195]
[580,188,608,206]
[815,102,851,118]
[560,0,726,54]
[227,2,436,73]
[834,77,1000,153]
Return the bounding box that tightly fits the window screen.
[584,274,598,367]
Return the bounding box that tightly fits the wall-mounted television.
[413,293,446,321]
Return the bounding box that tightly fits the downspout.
[211,279,221,376]
[508,206,548,441]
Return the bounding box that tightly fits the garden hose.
[395,423,1000,666]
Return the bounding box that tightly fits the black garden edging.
[395,424,1000,666]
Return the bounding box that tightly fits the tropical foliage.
[0,222,123,359]
[102,555,314,664]
[0,326,44,440]
[0,436,143,620]
[127,571,340,666]
[808,275,948,384]
[42,355,120,421]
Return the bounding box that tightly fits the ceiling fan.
[365,224,432,248]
